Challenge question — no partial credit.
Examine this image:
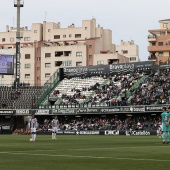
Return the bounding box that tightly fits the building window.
[89,55,93,59]
[63,35,66,38]
[37,67,40,71]
[24,37,31,41]
[75,34,81,38]
[2,38,5,42]
[45,63,51,67]
[25,64,31,68]
[123,50,128,54]
[166,41,170,45]
[45,73,51,77]
[69,34,72,38]
[163,23,168,28]
[158,42,163,46]
[10,38,14,42]
[37,77,40,80]
[25,74,30,78]
[85,27,88,30]
[158,52,163,56]
[48,29,51,32]
[54,35,60,39]
[76,62,82,66]
[76,52,82,57]
[25,54,30,59]
[34,30,37,33]
[45,53,51,58]
[89,45,92,48]
[37,47,41,51]
[37,57,41,61]
[55,61,63,66]
[97,61,104,65]
[130,57,136,61]
[63,61,72,66]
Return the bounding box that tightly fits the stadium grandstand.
[0,61,170,134]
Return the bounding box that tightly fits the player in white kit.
[28,114,38,142]
[51,116,59,139]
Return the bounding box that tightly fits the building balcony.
[148,35,156,42]
[148,55,156,61]
[148,45,170,52]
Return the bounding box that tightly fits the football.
[30,138,33,142]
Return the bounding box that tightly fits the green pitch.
[0,135,170,170]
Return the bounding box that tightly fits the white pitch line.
[0,151,112,159]
[116,158,170,162]
[0,151,170,162]
[70,145,170,151]
[1,145,168,153]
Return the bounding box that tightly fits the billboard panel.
[0,54,14,75]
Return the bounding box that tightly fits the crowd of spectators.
[89,72,143,106]
[51,78,103,107]
[50,68,170,108]
[14,128,30,135]
[128,69,170,105]
[11,90,21,100]
[13,115,161,135]
[38,115,161,132]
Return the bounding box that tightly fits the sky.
[0,0,170,61]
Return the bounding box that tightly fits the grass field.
[0,135,170,170]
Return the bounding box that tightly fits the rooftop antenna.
[45,11,47,21]
[92,15,94,19]
[13,17,15,27]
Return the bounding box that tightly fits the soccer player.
[167,107,170,143]
[157,125,162,138]
[51,116,59,139]
[28,114,38,142]
[161,107,169,144]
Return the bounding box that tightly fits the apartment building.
[116,40,139,62]
[0,19,128,86]
[148,19,170,65]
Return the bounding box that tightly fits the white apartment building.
[0,19,129,86]
[116,40,140,62]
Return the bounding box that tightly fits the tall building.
[116,40,140,62]
[148,19,170,65]
[0,19,129,86]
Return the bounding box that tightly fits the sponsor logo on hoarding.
[126,131,151,136]
[76,131,100,135]
[2,126,10,130]
[105,130,119,135]
[57,108,76,114]
[16,109,29,115]
[129,107,145,112]
[145,106,163,111]
[101,108,120,113]
[35,110,50,115]
[0,110,13,114]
